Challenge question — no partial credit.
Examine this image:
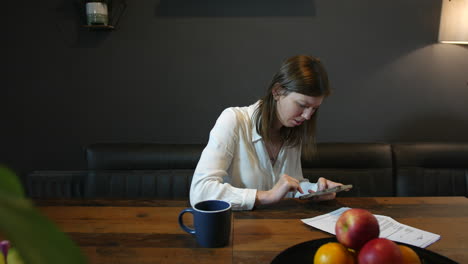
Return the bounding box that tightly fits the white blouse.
[190,101,316,211]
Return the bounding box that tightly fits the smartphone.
[298,184,353,200]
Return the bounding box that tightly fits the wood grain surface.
[35,197,468,264]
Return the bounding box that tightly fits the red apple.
[358,238,403,264]
[335,208,380,250]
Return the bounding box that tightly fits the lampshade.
[439,0,468,44]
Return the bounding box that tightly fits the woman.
[190,55,341,210]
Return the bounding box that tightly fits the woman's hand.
[255,174,303,206]
[308,177,342,201]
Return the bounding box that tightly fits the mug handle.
[178,208,196,234]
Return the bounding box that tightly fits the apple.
[358,238,403,264]
[335,208,380,250]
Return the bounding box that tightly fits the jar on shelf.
[85,1,109,26]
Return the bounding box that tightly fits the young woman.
[190,55,342,210]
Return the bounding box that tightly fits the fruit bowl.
[271,237,457,264]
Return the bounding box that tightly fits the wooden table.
[35,197,468,264]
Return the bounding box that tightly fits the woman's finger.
[287,177,302,193]
[296,185,304,194]
[317,177,327,191]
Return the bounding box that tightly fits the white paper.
[301,207,441,248]
[294,181,318,198]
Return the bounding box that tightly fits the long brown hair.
[253,55,331,159]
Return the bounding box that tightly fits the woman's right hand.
[255,174,303,206]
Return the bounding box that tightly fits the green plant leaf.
[0,191,87,264]
[0,167,87,264]
[0,166,24,198]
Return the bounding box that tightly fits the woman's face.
[274,90,324,129]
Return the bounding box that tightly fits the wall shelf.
[83,25,115,30]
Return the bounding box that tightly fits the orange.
[314,242,356,264]
[399,245,422,264]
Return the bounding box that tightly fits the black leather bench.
[25,170,87,198]
[25,142,468,199]
[84,143,203,198]
[393,143,468,197]
[302,143,393,197]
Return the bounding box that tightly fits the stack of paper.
[301,207,440,248]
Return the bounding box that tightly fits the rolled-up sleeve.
[190,109,257,211]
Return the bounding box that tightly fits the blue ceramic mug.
[178,200,232,248]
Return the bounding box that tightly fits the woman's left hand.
[308,177,342,201]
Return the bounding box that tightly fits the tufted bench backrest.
[86,142,395,198]
[392,143,468,197]
[301,143,394,197]
[27,142,466,199]
[85,143,204,198]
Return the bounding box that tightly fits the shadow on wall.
[319,1,443,97]
[155,0,316,17]
[387,113,468,142]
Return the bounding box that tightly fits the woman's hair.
[253,55,331,159]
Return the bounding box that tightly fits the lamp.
[438,0,468,44]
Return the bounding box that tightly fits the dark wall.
[3,0,468,177]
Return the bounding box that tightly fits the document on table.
[301,207,440,248]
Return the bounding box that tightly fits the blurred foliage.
[0,166,87,264]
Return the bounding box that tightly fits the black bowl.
[271,237,457,264]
